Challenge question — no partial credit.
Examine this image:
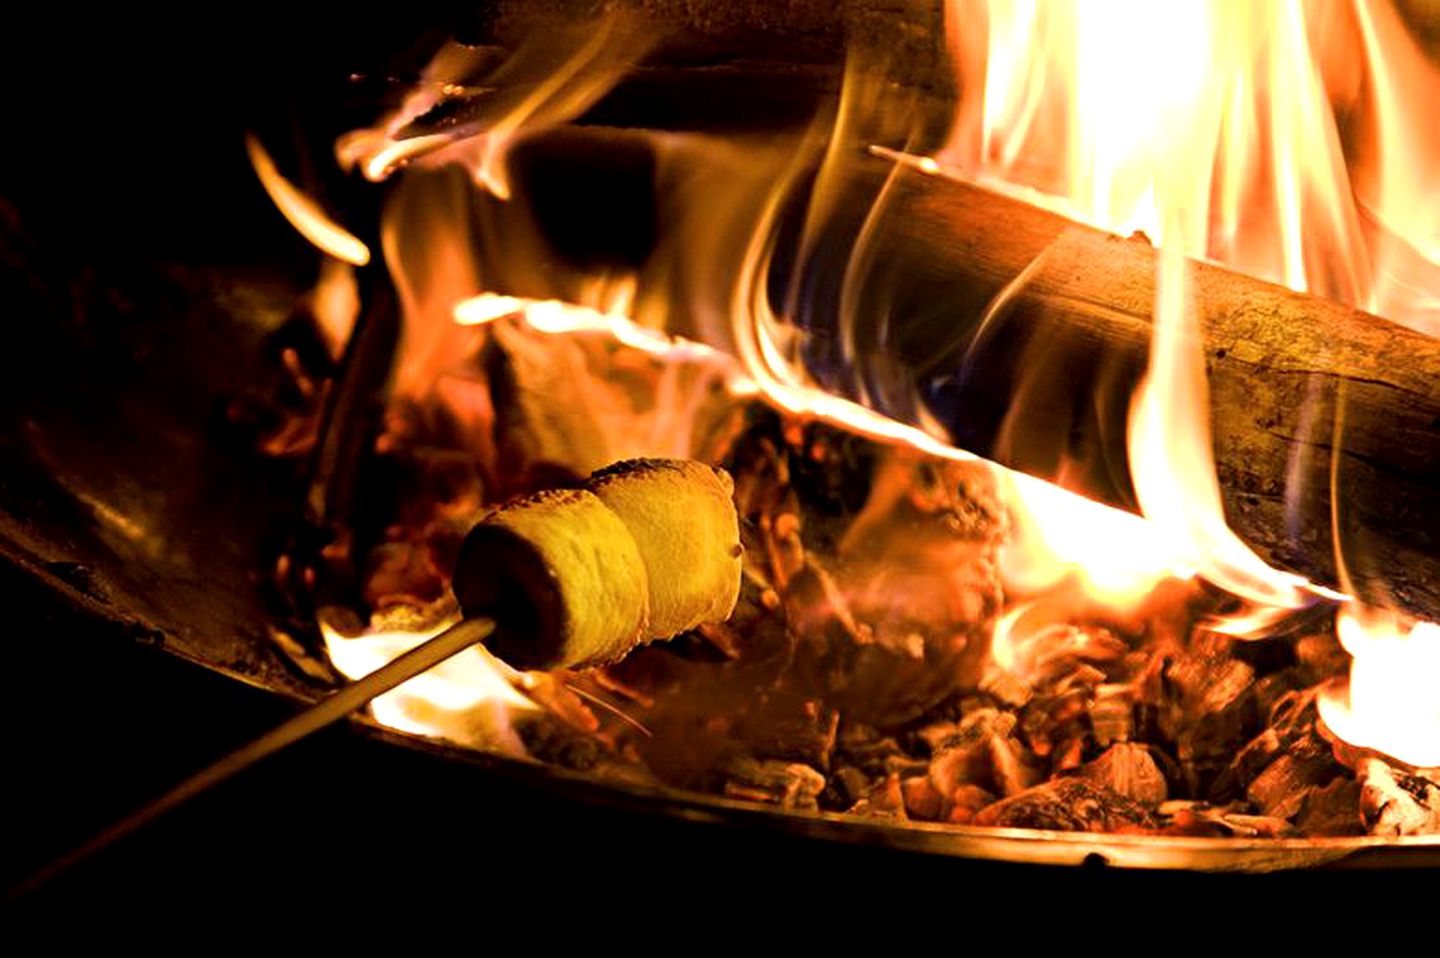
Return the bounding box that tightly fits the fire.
[1128,241,1315,628]
[277,2,1440,776]
[455,290,740,368]
[335,17,654,196]
[245,133,370,267]
[999,471,1191,606]
[941,0,1440,761]
[1319,608,1440,768]
[320,608,535,753]
[941,0,1440,331]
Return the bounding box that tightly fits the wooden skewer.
[9,616,496,899]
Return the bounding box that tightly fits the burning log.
[781,154,1440,621]
[495,131,1440,620]
[411,0,951,136]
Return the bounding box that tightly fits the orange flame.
[337,16,653,197]
[946,0,1440,756]
[246,133,370,266]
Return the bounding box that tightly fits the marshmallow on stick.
[453,458,742,671]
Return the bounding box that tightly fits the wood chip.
[1077,743,1168,807]
[1358,758,1440,837]
[975,779,1158,832]
[720,754,827,811]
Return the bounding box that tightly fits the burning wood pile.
[307,313,1439,841]
[244,0,1440,855]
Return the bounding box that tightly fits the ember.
[251,0,1440,851]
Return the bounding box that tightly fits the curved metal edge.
[344,712,1440,873]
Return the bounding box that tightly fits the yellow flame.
[308,259,360,360]
[337,16,653,197]
[1319,609,1440,768]
[943,0,1440,325]
[245,134,370,266]
[1129,239,1313,619]
[454,290,739,368]
[314,4,1440,768]
[1001,471,1191,606]
[320,611,534,753]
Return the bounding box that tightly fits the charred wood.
[1077,743,1168,807]
[974,779,1158,832]
[1246,733,1346,821]
[1357,758,1440,837]
[721,754,827,811]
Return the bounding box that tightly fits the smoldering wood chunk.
[1012,624,1130,690]
[833,723,924,779]
[1003,624,1132,763]
[1294,628,1350,686]
[1160,650,1254,731]
[1017,683,1096,765]
[1246,733,1344,821]
[1089,684,1135,747]
[902,775,946,821]
[928,708,1036,801]
[912,719,962,755]
[516,712,604,771]
[831,766,874,808]
[1211,727,1287,803]
[1209,690,1320,803]
[720,754,827,811]
[1077,743,1168,807]
[517,710,662,788]
[1358,758,1440,837]
[1160,650,1259,794]
[1158,801,1295,838]
[978,663,1033,709]
[974,779,1158,833]
[733,693,839,771]
[847,772,908,820]
[780,450,1004,726]
[1294,777,1364,837]
[948,785,998,825]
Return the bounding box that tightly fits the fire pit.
[6,0,1440,902]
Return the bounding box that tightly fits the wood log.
[774,153,1440,622]
[401,1,952,138]
[479,129,1440,621]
